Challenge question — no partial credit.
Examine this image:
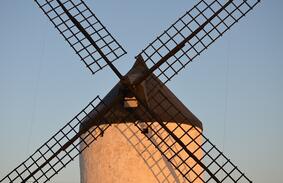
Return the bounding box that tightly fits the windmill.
[0,0,261,182]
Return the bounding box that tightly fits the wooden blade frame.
[120,70,252,182]
[138,0,260,84]
[34,0,127,75]
[132,89,252,183]
[1,0,261,182]
[0,96,116,183]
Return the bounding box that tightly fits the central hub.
[120,55,150,109]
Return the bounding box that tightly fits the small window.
[124,97,138,108]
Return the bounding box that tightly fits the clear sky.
[0,0,282,182]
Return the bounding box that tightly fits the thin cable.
[26,29,46,155]
[222,37,231,152]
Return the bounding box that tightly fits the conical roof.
[81,57,203,130]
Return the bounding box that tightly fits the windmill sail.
[34,0,127,75]
[0,96,114,183]
[138,0,260,84]
[0,0,261,182]
[124,59,252,182]
[133,90,252,183]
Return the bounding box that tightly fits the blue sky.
[0,0,282,182]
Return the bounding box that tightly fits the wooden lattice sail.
[0,0,260,182]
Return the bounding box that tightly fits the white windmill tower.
[0,0,260,183]
[79,57,203,182]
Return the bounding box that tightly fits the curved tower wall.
[80,122,203,183]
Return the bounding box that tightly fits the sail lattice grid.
[133,89,252,183]
[34,0,126,75]
[140,0,260,84]
[0,96,112,183]
[0,0,261,182]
